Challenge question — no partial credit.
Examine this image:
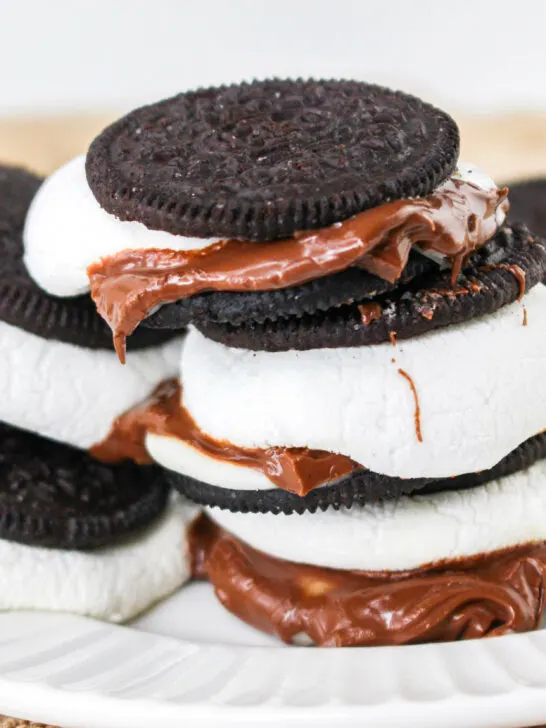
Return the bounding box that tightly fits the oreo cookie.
[0,165,171,350]
[0,421,169,549]
[507,178,546,239]
[195,225,546,351]
[86,79,460,241]
[167,432,546,514]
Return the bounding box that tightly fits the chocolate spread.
[91,379,361,496]
[87,179,508,361]
[357,302,382,325]
[189,514,546,647]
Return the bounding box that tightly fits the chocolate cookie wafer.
[0,421,168,549]
[0,421,200,623]
[507,178,546,238]
[86,79,460,241]
[195,224,546,351]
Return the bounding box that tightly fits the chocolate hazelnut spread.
[91,379,361,496]
[357,302,382,325]
[87,179,508,361]
[189,514,546,647]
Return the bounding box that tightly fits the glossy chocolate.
[397,368,423,443]
[91,379,361,496]
[87,179,508,361]
[357,302,382,325]
[190,514,546,647]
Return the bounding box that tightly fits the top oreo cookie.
[86,79,460,241]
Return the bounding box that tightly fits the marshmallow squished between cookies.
[0,319,182,449]
[177,286,546,480]
[0,495,200,622]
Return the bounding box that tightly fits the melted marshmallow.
[0,495,200,623]
[453,162,498,191]
[208,459,546,572]
[0,319,182,449]
[180,287,546,480]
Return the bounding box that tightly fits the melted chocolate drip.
[481,263,526,301]
[397,369,423,443]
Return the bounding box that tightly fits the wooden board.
[0,113,545,182]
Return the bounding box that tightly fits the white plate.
[0,585,545,728]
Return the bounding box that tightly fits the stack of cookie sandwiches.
[0,166,199,623]
[24,80,546,646]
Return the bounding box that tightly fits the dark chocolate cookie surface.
[507,178,546,239]
[167,432,546,514]
[86,79,460,241]
[196,225,546,351]
[0,421,169,549]
[0,165,172,350]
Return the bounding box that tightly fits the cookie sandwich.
[24,80,546,645]
[0,166,199,622]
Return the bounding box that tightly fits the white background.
[0,0,545,115]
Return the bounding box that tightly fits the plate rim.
[0,611,546,728]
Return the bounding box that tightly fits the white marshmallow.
[146,432,273,491]
[454,162,498,192]
[208,459,546,572]
[0,319,182,449]
[181,286,546,479]
[0,495,200,623]
[23,155,216,297]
